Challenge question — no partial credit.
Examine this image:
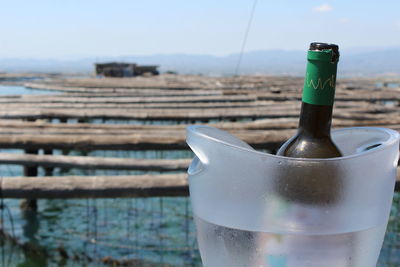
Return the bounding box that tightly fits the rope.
[0,176,4,267]
[234,0,259,76]
[0,176,17,267]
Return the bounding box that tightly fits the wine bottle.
[277,42,342,158]
[275,42,343,205]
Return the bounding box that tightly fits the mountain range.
[1,47,400,76]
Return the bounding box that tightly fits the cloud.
[312,4,333,13]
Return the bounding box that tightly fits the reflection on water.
[1,197,201,266]
[0,85,54,95]
[375,82,400,89]
[0,147,200,266]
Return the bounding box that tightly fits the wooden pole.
[43,149,54,176]
[0,172,398,199]
[59,118,70,158]
[1,174,189,198]
[0,152,191,171]
[20,119,38,211]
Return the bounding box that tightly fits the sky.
[1,0,400,59]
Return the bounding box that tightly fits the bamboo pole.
[20,118,38,211]
[1,91,398,105]
[0,126,397,151]
[0,99,385,111]
[24,83,223,95]
[0,152,191,171]
[0,172,398,199]
[23,75,394,91]
[0,106,396,121]
[0,174,189,198]
[0,129,295,150]
[0,94,258,104]
[0,116,398,132]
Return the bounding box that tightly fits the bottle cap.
[309,42,339,62]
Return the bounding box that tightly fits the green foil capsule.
[302,49,338,106]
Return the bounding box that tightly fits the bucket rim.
[186,125,400,162]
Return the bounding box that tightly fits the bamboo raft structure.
[0,74,399,200]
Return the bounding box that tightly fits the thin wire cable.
[85,198,90,264]
[0,177,4,267]
[234,0,258,76]
[0,176,16,267]
[92,199,98,265]
[5,204,15,267]
[4,205,15,241]
[159,197,164,264]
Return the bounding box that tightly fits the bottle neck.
[298,102,333,138]
[298,48,338,138]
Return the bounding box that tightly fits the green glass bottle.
[275,42,342,205]
[277,42,342,158]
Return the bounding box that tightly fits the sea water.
[195,216,387,267]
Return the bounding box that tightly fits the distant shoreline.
[1,48,400,76]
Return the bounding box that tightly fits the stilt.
[20,145,39,211]
[43,149,54,176]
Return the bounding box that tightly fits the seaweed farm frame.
[0,73,399,266]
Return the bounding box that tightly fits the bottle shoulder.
[277,133,342,158]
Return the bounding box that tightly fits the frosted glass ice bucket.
[186,126,399,267]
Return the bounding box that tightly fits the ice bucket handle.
[186,125,254,175]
